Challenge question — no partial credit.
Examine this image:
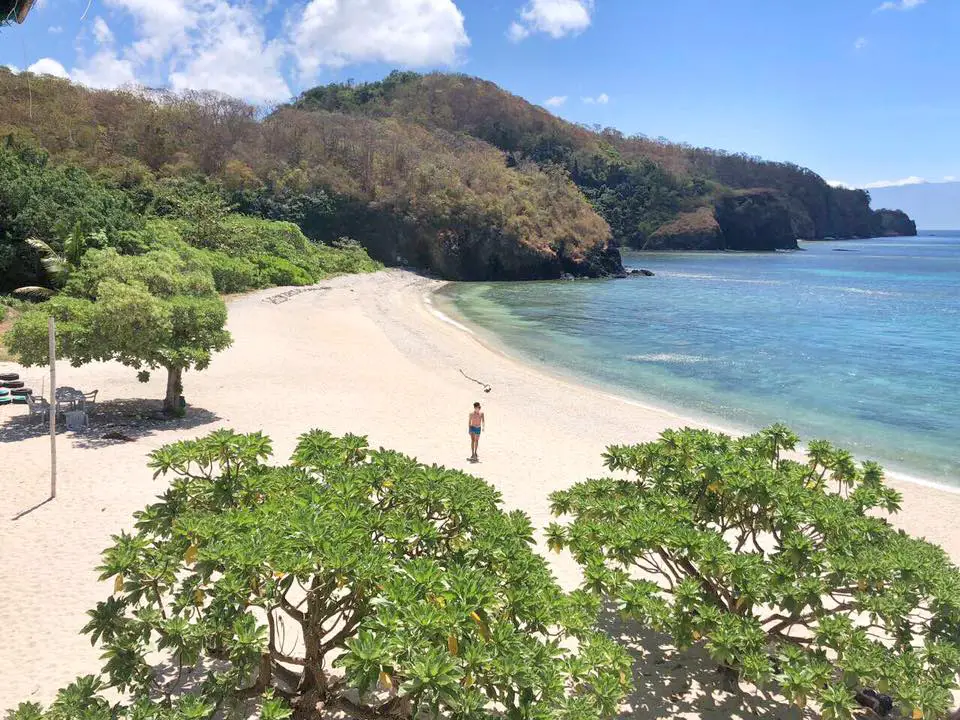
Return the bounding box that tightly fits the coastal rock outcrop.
[645,208,724,250]
[874,209,918,237]
[714,190,798,250]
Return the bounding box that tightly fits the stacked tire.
[0,373,31,405]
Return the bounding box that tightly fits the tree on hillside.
[5,248,232,413]
[8,429,631,720]
[548,426,960,719]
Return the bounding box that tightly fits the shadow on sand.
[596,606,812,720]
[0,398,220,448]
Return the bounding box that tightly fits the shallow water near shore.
[435,233,960,486]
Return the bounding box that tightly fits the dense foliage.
[0,143,141,293]
[0,141,380,294]
[294,72,914,247]
[5,248,232,412]
[0,68,618,280]
[546,426,960,719]
[9,430,631,720]
[0,67,916,274]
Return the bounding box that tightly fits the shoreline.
[424,287,745,436]
[423,281,960,495]
[427,281,960,497]
[2,269,960,713]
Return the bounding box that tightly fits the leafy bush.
[547,425,960,719]
[138,217,380,294]
[10,430,630,720]
[253,254,313,287]
[200,252,259,294]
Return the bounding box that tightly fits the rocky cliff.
[714,191,798,250]
[645,208,724,250]
[874,209,918,237]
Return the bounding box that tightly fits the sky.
[1,0,957,190]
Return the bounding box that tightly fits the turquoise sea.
[435,233,960,485]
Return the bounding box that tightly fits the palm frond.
[24,236,68,279]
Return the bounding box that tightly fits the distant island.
[868,181,960,231]
[0,68,917,285]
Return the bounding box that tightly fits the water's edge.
[424,281,960,496]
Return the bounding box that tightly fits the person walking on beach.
[468,402,485,461]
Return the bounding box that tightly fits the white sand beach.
[2,269,959,715]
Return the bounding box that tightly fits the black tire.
[1,380,24,389]
[10,387,32,396]
[11,396,28,405]
[0,373,18,382]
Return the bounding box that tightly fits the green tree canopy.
[5,247,231,413]
[9,430,631,720]
[0,143,141,293]
[547,425,960,719]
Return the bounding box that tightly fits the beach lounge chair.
[82,390,98,414]
[27,395,50,423]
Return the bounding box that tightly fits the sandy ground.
[2,269,959,716]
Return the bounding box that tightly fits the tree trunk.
[163,366,183,415]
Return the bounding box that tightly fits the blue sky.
[1,0,957,189]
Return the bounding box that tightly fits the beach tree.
[547,425,960,720]
[4,247,231,414]
[8,429,631,720]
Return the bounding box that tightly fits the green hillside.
[294,71,917,249]
[0,68,620,288]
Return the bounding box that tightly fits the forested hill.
[0,68,621,285]
[293,72,917,249]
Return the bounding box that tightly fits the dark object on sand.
[1,380,24,389]
[0,373,19,382]
[459,369,492,393]
[102,431,135,442]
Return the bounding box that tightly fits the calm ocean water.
[435,233,960,485]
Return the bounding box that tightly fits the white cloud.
[18,0,472,104]
[875,0,925,11]
[27,57,69,78]
[863,176,928,188]
[509,0,593,41]
[93,17,114,44]
[582,92,609,104]
[3,64,19,73]
[830,176,960,189]
[104,0,197,62]
[48,25,62,33]
[854,37,868,50]
[544,95,567,107]
[292,0,469,78]
[169,1,290,103]
[72,51,138,89]
[507,21,529,42]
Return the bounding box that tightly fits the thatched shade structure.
[1,0,35,25]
